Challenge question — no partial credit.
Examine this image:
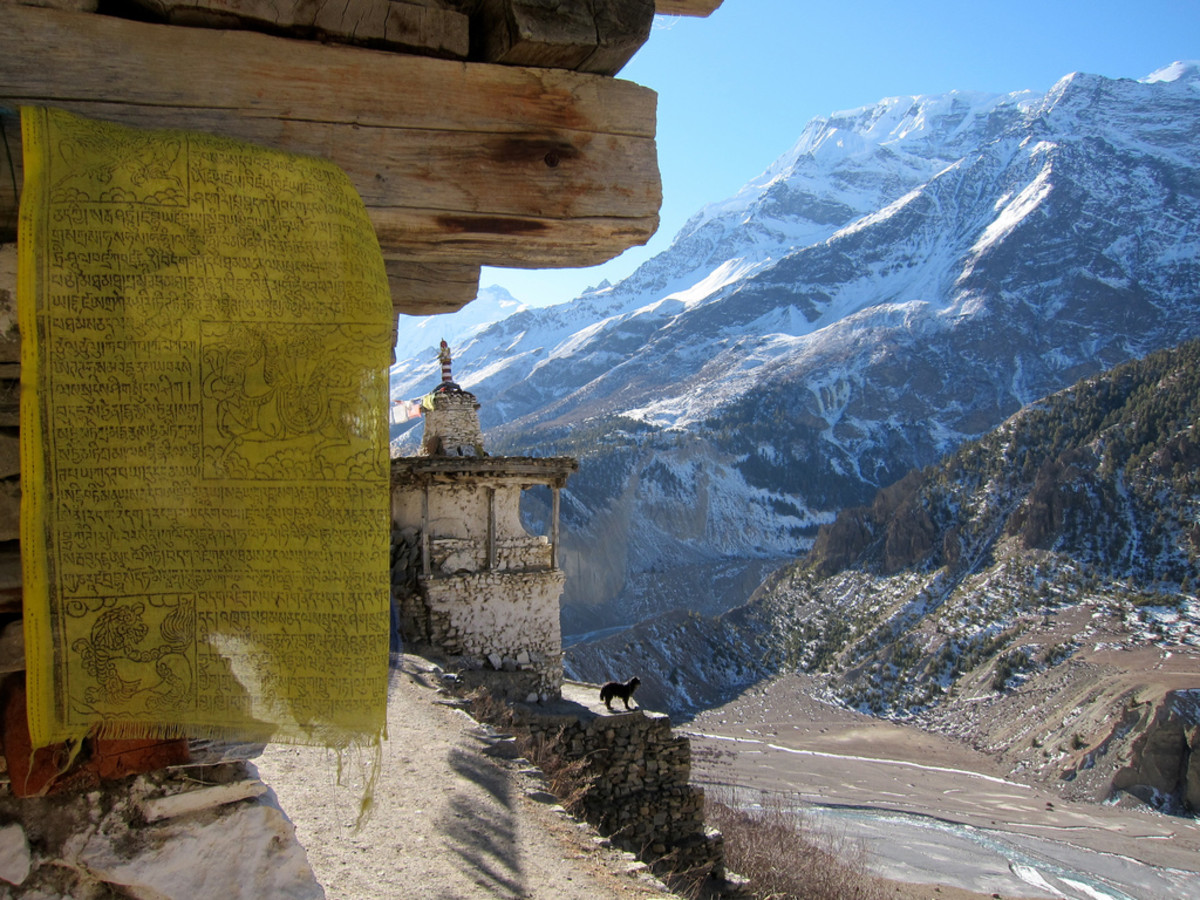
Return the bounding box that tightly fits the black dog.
[599,676,640,710]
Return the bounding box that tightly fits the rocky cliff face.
[1111,691,1200,813]
[393,62,1200,637]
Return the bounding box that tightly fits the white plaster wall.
[392,489,422,530]
[393,483,542,545]
[423,570,564,666]
[427,484,488,541]
[493,485,532,539]
[393,483,488,539]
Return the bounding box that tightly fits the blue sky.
[481,0,1199,308]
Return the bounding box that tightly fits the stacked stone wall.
[420,392,484,457]
[427,536,552,574]
[512,699,722,878]
[393,560,565,701]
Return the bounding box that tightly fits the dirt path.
[255,656,676,900]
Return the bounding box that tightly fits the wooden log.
[0,433,17,481]
[475,0,653,76]
[387,260,480,315]
[141,778,268,822]
[0,542,20,614]
[0,5,660,271]
[0,244,16,363]
[0,112,16,249]
[129,0,470,59]
[655,0,722,15]
[0,364,16,428]
[371,207,657,266]
[590,0,656,74]
[2,99,656,236]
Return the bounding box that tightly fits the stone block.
[0,823,31,886]
[73,790,323,899]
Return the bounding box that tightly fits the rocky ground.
[910,606,1200,810]
[255,655,678,900]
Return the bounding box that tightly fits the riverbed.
[685,673,1200,899]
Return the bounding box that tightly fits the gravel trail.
[256,656,676,900]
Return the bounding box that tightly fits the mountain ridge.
[392,61,1200,636]
[565,338,1200,813]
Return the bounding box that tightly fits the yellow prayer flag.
[19,107,393,749]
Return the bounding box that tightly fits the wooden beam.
[0,5,661,270]
[387,260,481,316]
[487,486,497,570]
[0,111,16,245]
[0,243,15,363]
[421,487,432,578]
[475,0,653,76]
[131,0,471,59]
[655,0,722,15]
[551,485,561,570]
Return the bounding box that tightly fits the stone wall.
[426,535,553,575]
[510,683,723,878]
[420,390,485,457]
[392,524,565,701]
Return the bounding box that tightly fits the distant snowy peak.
[678,64,1197,260]
[1142,60,1200,84]
[814,88,1015,148]
[393,283,526,372]
[678,87,1032,246]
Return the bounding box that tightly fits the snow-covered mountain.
[391,62,1200,637]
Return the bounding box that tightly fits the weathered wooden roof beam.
[473,0,653,75]
[116,1,727,73]
[386,260,482,316]
[131,0,473,59]
[655,0,723,15]
[0,4,662,312]
[392,455,580,488]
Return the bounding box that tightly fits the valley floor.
[686,670,1200,900]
